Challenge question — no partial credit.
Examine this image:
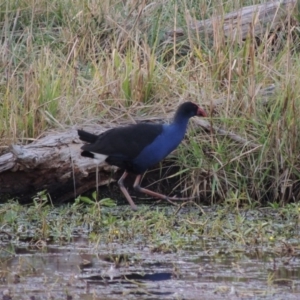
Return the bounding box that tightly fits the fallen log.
[0,127,116,202]
[166,0,296,42]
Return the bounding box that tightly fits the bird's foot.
[131,204,138,211]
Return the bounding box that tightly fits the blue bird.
[78,102,207,210]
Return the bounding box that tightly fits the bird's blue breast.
[132,123,188,174]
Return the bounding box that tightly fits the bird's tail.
[77,129,98,143]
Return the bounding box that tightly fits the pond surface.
[1,205,300,299]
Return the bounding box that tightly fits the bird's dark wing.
[81,123,163,159]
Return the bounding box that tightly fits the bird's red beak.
[197,107,207,117]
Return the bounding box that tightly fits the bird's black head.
[174,102,207,121]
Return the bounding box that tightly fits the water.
[1,205,300,300]
[1,235,300,299]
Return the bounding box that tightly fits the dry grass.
[1,0,300,205]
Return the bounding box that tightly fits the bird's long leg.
[118,171,138,211]
[133,175,197,203]
[95,164,99,201]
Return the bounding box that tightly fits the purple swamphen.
[78,102,207,210]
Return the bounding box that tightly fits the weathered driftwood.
[0,127,116,202]
[166,0,296,42]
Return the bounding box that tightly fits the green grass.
[0,199,299,251]
[1,0,300,205]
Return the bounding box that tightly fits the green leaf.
[99,198,116,207]
[79,196,95,204]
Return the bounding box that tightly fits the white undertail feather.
[92,153,108,163]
